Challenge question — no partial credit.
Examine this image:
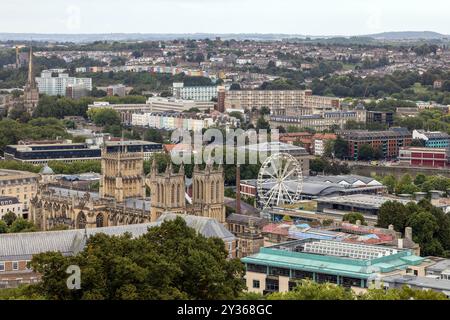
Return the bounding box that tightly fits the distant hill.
[366,31,449,40]
[0,33,308,43]
[0,31,448,44]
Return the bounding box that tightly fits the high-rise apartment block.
[172,82,219,101]
[224,89,340,115]
[36,70,92,96]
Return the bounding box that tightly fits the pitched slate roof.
[0,214,235,262]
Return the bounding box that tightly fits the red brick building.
[399,147,450,168]
[340,128,412,160]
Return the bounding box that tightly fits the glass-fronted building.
[242,239,425,294]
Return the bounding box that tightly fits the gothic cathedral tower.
[23,46,39,114]
[147,160,186,222]
[192,164,226,223]
[100,142,146,203]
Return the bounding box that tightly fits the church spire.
[27,46,36,88]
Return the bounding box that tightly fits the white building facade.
[172,82,218,101]
[36,70,92,96]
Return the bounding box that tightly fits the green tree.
[9,218,37,233]
[89,108,121,127]
[414,174,427,186]
[267,280,354,300]
[310,157,327,173]
[256,117,270,131]
[143,128,163,143]
[382,175,397,194]
[228,111,244,123]
[342,213,366,225]
[0,220,8,233]
[377,201,410,232]
[28,217,245,300]
[407,211,443,256]
[333,136,348,159]
[2,211,17,226]
[358,144,374,161]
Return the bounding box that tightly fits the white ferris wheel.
[257,153,303,209]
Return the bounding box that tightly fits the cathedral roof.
[0,214,235,261]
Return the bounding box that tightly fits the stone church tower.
[147,160,186,221]
[191,164,226,223]
[100,142,146,203]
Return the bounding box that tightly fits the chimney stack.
[398,238,404,249]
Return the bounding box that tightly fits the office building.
[224,89,340,114]
[0,169,39,217]
[65,83,89,99]
[413,130,450,148]
[366,111,394,127]
[4,142,101,164]
[242,239,426,294]
[339,128,412,160]
[399,147,450,168]
[36,70,92,96]
[270,110,366,132]
[172,82,218,101]
[107,84,127,97]
[147,97,213,113]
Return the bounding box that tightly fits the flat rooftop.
[383,274,450,292]
[272,239,399,261]
[104,140,160,147]
[242,238,424,278]
[317,194,414,209]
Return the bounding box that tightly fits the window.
[292,270,313,280]
[253,280,260,289]
[316,273,337,284]
[0,262,4,272]
[268,267,290,277]
[342,277,361,288]
[247,264,267,274]
[265,279,279,292]
[12,261,19,271]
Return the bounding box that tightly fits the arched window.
[77,211,86,229]
[216,181,220,202]
[177,184,180,204]
[211,182,215,202]
[157,184,160,203]
[96,213,104,228]
[171,184,175,204]
[195,180,199,200]
[200,180,204,200]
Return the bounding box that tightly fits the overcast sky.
[1,0,449,35]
